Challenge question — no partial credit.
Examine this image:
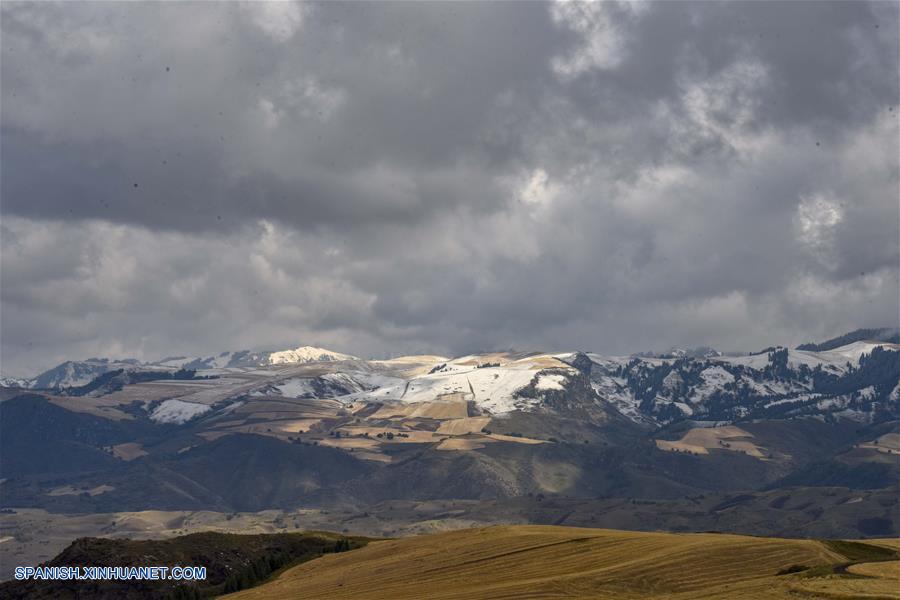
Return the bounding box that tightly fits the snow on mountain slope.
[339,353,576,415]
[535,374,567,391]
[694,366,735,401]
[269,378,317,398]
[122,344,355,372]
[711,341,899,373]
[155,356,194,368]
[157,350,269,370]
[589,374,648,425]
[267,345,356,365]
[150,399,211,424]
[198,352,242,369]
[6,336,897,429]
[29,359,143,390]
[582,340,899,425]
[815,340,900,364]
[0,377,31,389]
[258,371,403,400]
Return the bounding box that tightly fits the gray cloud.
[1,1,898,376]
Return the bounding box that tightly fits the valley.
[2,485,898,581]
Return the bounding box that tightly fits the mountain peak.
[267,345,356,365]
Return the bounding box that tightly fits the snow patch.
[673,402,693,416]
[536,374,567,391]
[858,386,876,401]
[150,400,211,424]
[274,378,316,398]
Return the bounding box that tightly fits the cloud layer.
[2,1,898,376]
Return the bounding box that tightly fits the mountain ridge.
[0,329,896,538]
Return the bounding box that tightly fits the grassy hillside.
[224,525,899,600]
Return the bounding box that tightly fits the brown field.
[391,430,446,443]
[656,425,768,458]
[330,426,447,446]
[196,431,232,441]
[234,399,340,415]
[373,398,468,420]
[48,396,134,421]
[436,437,488,451]
[273,418,322,433]
[859,432,900,454]
[46,484,114,497]
[102,377,264,409]
[215,423,292,436]
[237,411,325,421]
[371,355,449,377]
[109,442,148,461]
[796,560,900,598]
[847,560,900,579]
[512,355,571,369]
[487,433,546,444]
[436,417,491,435]
[223,525,898,600]
[318,437,383,450]
[868,539,900,552]
[333,425,388,437]
[41,372,283,422]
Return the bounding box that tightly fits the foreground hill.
[224,525,900,600]
[0,531,368,599]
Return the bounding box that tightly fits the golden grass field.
[110,442,149,461]
[223,525,900,600]
[655,425,768,459]
[859,432,900,454]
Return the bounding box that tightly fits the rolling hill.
[223,525,900,600]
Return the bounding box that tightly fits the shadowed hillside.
[0,531,369,599]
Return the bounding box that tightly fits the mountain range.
[0,328,898,577]
[5,328,899,428]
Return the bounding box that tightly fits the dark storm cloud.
[1,1,559,231]
[1,1,898,376]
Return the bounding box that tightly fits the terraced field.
[224,525,900,599]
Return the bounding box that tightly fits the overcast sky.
[1,1,898,376]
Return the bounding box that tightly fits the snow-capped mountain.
[6,345,358,390]
[581,340,900,425]
[157,346,356,371]
[26,358,143,390]
[3,333,898,429]
[2,337,897,545]
[0,377,30,388]
[267,345,356,365]
[229,339,900,427]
